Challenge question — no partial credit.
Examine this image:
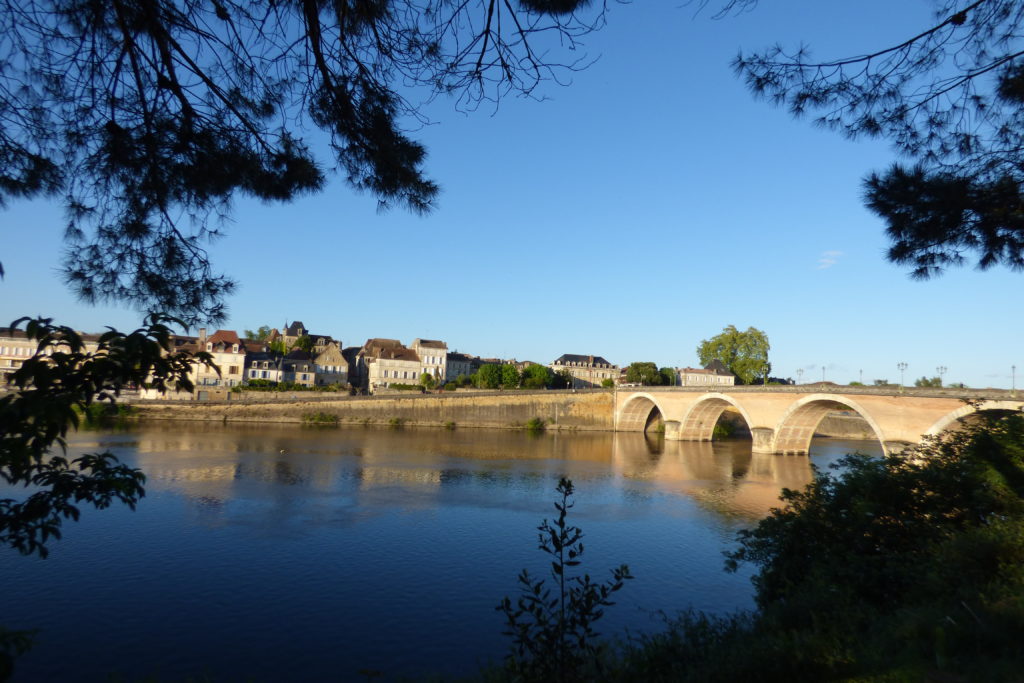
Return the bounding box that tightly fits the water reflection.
[4,422,882,683]
[76,422,877,527]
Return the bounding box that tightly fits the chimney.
[198,327,207,342]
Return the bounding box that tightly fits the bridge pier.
[663,420,682,441]
[751,427,775,454]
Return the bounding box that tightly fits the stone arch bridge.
[615,386,1023,455]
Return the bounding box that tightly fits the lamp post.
[797,368,804,386]
[936,365,947,387]
[897,362,908,392]
[1013,365,1017,397]
[859,368,863,385]
[822,365,826,383]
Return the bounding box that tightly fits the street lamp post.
[822,365,826,383]
[897,362,908,392]
[859,368,863,385]
[797,368,804,386]
[936,365,947,387]
[1013,365,1017,397]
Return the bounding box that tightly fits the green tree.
[1,315,208,558]
[696,325,770,385]
[625,362,663,386]
[244,325,272,342]
[522,364,554,390]
[0,0,609,325]
[601,378,615,388]
[552,369,574,390]
[717,413,1024,680]
[659,366,676,386]
[419,372,437,390]
[914,375,943,388]
[293,335,314,353]
[268,340,287,354]
[501,364,521,389]
[730,0,1024,277]
[477,364,503,390]
[498,478,633,683]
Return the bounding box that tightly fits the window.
[262,371,268,379]
[206,343,212,351]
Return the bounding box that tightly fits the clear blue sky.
[2,2,1021,389]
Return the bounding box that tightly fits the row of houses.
[0,320,734,396]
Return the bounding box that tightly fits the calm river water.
[0,423,881,682]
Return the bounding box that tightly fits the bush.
[524,417,546,432]
[498,478,632,683]
[301,411,338,425]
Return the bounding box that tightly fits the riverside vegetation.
[486,411,1024,682]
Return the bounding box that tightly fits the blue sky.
[2,1,1021,389]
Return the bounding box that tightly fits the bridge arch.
[772,394,887,455]
[924,400,1024,438]
[679,393,754,441]
[617,393,665,433]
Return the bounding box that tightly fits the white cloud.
[816,250,843,270]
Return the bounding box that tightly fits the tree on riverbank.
[696,326,769,385]
[587,412,1024,681]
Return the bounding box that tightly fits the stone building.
[411,339,447,382]
[0,326,101,382]
[675,361,736,387]
[196,329,246,388]
[313,341,348,386]
[549,354,619,389]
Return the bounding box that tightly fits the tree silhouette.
[0,0,610,324]
[730,0,1024,277]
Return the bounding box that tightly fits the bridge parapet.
[614,387,1023,456]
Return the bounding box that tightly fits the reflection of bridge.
[614,387,1023,455]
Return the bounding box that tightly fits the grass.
[301,411,339,425]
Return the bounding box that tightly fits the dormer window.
[206,342,212,351]
[232,344,239,353]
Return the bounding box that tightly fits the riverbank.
[131,389,616,431]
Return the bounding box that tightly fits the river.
[0,423,882,682]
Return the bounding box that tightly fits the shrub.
[301,411,338,425]
[525,417,546,432]
[498,478,632,683]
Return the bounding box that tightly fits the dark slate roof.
[553,353,614,367]
[415,338,447,349]
[285,321,306,336]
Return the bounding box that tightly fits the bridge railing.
[621,384,1020,401]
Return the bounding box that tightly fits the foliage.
[244,326,272,342]
[293,335,314,353]
[696,325,769,385]
[0,0,612,324]
[443,382,457,391]
[240,379,339,392]
[914,375,943,388]
[730,0,1024,278]
[384,383,423,392]
[501,364,522,389]
[523,364,555,390]
[0,628,34,682]
[525,417,546,432]
[715,413,1024,680]
[658,367,675,386]
[268,340,287,354]
[601,378,615,388]
[301,411,338,425]
[1,315,209,558]
[848,380,864,386]
[872,378,890,386]
[419,372,438,390]
[476,364,504,390]
[625,362,663,386]
[498,478,633,683]
[552,369,574,390]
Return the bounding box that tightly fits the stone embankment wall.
[134,390,615,431]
